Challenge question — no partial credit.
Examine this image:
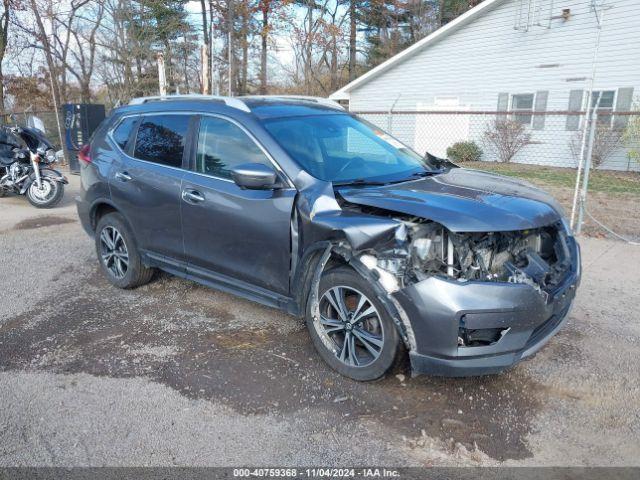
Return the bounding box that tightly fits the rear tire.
[26,178,64,208]
[95,212,155,289]
[306,266,404,381]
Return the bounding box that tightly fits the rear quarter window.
[111,116,138,151]
[133,115,190,168]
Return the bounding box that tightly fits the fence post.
[575,109,599,235]
[387,94,401,134]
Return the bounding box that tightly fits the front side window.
[262,114,432,184]
[195,116,271,179]
[112,116,137,151]
[511,94,534,125]
[133,115,190,168]
[590,90,615,126]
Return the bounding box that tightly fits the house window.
[511,94,535,125]
[589,90,615,127]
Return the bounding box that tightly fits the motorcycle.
[0,115,68,208]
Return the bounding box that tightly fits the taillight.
[78,144,91,165]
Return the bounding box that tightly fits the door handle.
[182,189,205,203]
[115,171,132,182]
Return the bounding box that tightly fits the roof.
[126,94,344,116]
[329,0,505,100]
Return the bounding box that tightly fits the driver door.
[181,115,296,296]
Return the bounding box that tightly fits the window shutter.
[497,93,509,120]
[566,89,584,130]
[613,87,634,130]
[533,90,548,130]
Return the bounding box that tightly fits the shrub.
[569,123,625,168]
[482,119,531,163]
[446,141,483,163]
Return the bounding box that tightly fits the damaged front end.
[336,202,580,376]
[372,218,573,301]
[296,167,580,377]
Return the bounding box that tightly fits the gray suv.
[77,95,580,381]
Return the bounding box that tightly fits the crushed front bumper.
[394,237,581,377]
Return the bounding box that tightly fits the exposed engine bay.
[357,214,572,297]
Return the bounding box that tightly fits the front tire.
[306,266,404,381]
[95,212,155,289]
[26,177,64,208]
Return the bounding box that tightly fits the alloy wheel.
[99,226,129,279]
[316,286,385,368]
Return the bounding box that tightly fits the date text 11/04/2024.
[232,468,401,478]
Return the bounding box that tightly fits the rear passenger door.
[108,113,192,267]
[181,115,295,296]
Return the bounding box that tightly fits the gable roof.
[329,0,506,100]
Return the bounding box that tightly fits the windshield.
[262,114,433,184]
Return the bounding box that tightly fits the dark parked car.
[77,95,580,381]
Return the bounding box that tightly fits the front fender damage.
[294,172,418,353]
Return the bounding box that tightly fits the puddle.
[14,216,76,230]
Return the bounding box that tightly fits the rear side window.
[133,115,190,168]
[195,116,271,179]
[112,116,137,151]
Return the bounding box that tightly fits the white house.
[330,0,640,171]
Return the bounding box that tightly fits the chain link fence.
[1,106,637,240]
[354,108,640,242]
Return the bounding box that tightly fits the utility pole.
[201,44,209,94]
[200,0,210,94]
[227,0,234,96]
[45,0,66,163]
[211,21,218,95]
[157,52,167,96]
[570,1,607,233]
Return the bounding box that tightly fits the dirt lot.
[0,174,639,467]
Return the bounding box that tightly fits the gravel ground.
[0,175,639,467]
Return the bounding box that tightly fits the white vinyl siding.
[343,0,640,170]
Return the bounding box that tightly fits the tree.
[348,0,356,80]
[0,0,10,113]
[258,0,284,93]
[65,2,105,102]
[5,70,55,110]
[2,0,486,109]
[438,0,482,26]
[359,0,439,69]
[27,0,64,109]
[200,0,211,93]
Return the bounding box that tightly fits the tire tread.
[95,212,155,289]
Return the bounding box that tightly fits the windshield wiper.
[333,178,389,187]
[406,170,437,179]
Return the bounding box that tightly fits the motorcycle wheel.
[26,177,64,208]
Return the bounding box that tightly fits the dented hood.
[336,168,564,232]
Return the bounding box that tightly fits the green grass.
[464,162,640,196]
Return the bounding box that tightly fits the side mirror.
[230,163,279,190]
[424,151,458,169]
